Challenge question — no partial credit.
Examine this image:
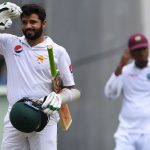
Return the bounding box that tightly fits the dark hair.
[21,4,46,21]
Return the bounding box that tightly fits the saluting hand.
[119,48,131,66]
[115,49,131,76]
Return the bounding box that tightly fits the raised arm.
[104,49,131,100]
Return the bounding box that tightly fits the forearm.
[41,87,81,115]
[59,88,81,103]
[104,73,122,100]
[115,63,124,76]
[115,48,131,76]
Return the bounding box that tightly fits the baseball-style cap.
[128,33,149,50]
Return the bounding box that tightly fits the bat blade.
[47,45,72,131]
[60,104,72,131]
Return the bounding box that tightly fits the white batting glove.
[0,2,22,30]
[42,92,62,115]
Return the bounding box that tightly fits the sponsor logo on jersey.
[128,73,138,77]
[69,64,73,73]
[14,45,23,53]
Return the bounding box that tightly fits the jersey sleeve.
[58,49,75,86]
[0,33,14,55]
[104,73,123,100]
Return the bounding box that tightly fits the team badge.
[37,55,46,63]
[14,45,23,53]
[134,36,142,42]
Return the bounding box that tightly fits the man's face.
[21,14,46,40]
[130,48,149,68]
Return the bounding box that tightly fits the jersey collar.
[18,36,54,48]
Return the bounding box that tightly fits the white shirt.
[0,33,75,106]
[105,60,150,134]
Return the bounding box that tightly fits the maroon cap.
[128,33,149,50]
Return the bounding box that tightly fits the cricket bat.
[47,45,72,131]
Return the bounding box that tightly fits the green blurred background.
[0,96,7,144]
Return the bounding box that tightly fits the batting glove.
[42,92,62,115]
[0,2,22,30]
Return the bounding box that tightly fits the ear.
[42,20,47,28]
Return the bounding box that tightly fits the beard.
[22,26,43,40]
[135,60,148,69]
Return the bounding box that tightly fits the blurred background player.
[104,33,150,150]
[0,2,80,150]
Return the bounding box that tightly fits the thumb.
[5,18,12,29]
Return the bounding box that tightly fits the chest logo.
[37,55,47,63]
[14,45,23,53]
[128,73,138,77]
